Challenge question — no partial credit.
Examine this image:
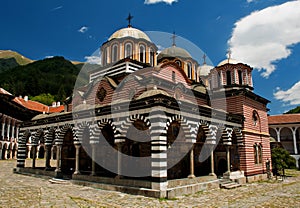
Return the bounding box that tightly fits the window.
[226,71,232,85]
[252,111,259,126]
[187,62,192,79]
[112,44,118,63]
[149,48,154,66]
[139,44,146,62]
[102,49,107,66]
[254,143,263,164]
[125,42,133,59]
[175,60,181,67]
[238,70,243,85]
[172,71,176,82]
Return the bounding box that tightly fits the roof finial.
[126,13,133,28]
[227,49,232,63]
[203,54,207,65]
[171,31,177,46]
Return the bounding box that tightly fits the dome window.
[175,60,181,67]
[112,44,118,63]
[149,47,155,66]
[226,71,232,85]
[139,44,146,63]
[187,62,192,79]
[238,70,243,85]
[125,42,133,59]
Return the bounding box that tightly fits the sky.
[1,0,300,115]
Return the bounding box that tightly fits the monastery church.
[14,19,271,198]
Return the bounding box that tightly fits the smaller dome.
[108,27,151,42]
[158,46,192,60]
[217,58,239,67]
[198,64,214,76]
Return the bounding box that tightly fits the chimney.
[24,96,28,102]
[57,101,60,107]
[52,102,56,107]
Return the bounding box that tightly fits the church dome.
[108,27,151,42]
[158,46,192,60]
[217,58,239,67]
[198,64,214,76]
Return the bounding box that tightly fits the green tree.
[31,93,55,106]
[271,147,296,176]
[56,85,67,102]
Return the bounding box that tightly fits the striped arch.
[195,120,211,143]
[56,124,77,145]
[233,127,244,146]
[165,114,193,142]
[118,114,150,137]
[94,118,118,142]
[76,121,92,144]
[45,127,56,146]
[221,127,234,145]
[16,129,31,168]
[33,129,45,145]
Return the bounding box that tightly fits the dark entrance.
[61,129,75,176]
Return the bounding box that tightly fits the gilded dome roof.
[108,27,151,42]
[217,58,239,67]
[158,46,192,60]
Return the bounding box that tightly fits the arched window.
[254,143,263,164]
[149,47,154,66]
[102,49,107,66]
[187,62,192,79]
[139,44,146,63]
[217,71,221,88]
[252,111,259,126]
[175,60,181,67]
[125,42,133,59]
[111,44,118,63]
[238,70,243,85]
[226,70,232,85]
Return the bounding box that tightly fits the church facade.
[15,23,271,198]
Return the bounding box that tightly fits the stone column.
[11,125,15,141]
[91,144,96,176]
[27,146,31,159]
[16,126,19,142]
[74,145,81,175]
[188,147,195,178]
[226,146,231,173]
[45,145,52,170]
[276,128,281,142]
[55,145,62,178]
[115,140,124,178]
[6,123,10,140]
[32,146,37,168]
[209,149,216,176]
[292,128,298,155]
[3,147,8,160]
[1,122,5,140]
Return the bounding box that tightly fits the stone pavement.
[0,160,299,208]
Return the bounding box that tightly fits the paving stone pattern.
[0,160,299,208]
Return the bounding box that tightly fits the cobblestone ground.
[0,160,299,208]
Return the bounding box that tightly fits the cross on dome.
[203,54,207,65]
[171,31,177,46]
[126,13,133,28]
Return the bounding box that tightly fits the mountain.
[285,106,300,114]
[0,56,90,104]
[0,50,33,72]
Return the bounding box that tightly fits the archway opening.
[194,126,210,176]
[79,127,92,174]
[61,129,75,175]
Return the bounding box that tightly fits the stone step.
[219,179,242,189]
[49,178,71,184]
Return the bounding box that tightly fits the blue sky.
[1,0,300,115]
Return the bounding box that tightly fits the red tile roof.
[0,88,12,95]
[268,114,300,125]
[13,97,49,112]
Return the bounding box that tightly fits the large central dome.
[108,27,151,42]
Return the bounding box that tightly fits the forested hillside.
[0,56,90,105]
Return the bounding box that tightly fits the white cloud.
[51,6,63,11]
[78,26,88,33]
[274,81,300,106]
[228,0,300,78]
[85,55,101,64]
[247,0,255,3]
[144,0,178,5]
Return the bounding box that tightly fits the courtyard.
[0,159,299,207]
